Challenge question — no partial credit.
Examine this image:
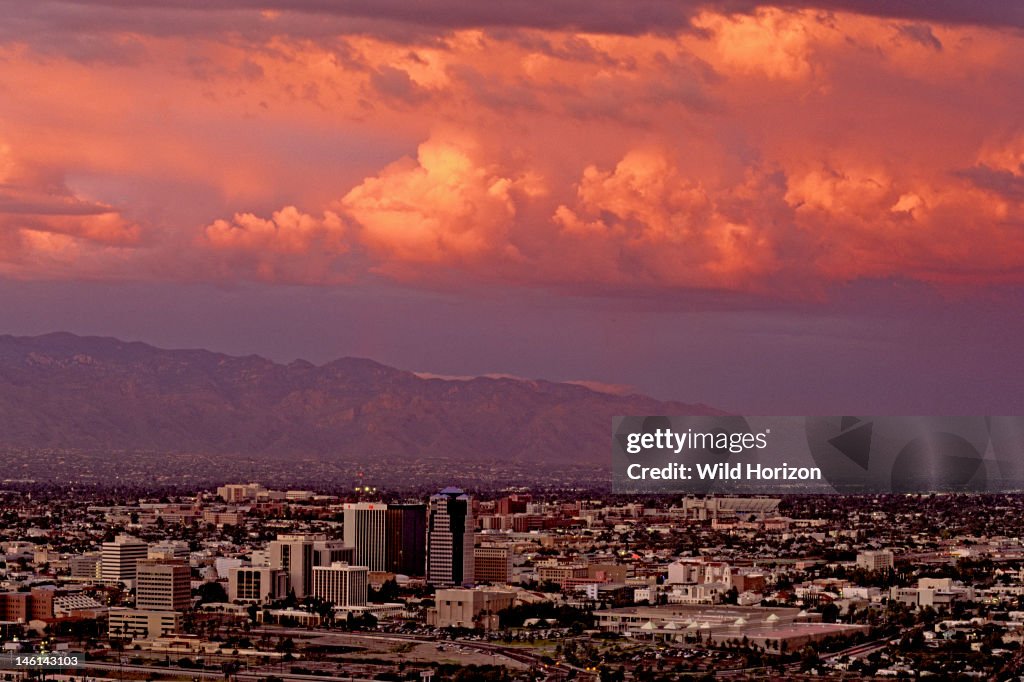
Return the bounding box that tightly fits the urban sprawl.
[2,484,1024,680]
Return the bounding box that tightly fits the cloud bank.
[0,3,1022,297]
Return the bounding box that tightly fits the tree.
[599,666,625,682]
[197,581,229,605]
[370,578,400,603]
[820,602,840,623]
[799,645,820,671]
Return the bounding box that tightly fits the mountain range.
[0,332,719,463]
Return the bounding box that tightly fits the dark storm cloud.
[895,23,943,50]
[0,188,119,216]
[368,66,431,105]
[802,1,1024,30]
[955,165,1024,203]
[1,0,1022,43]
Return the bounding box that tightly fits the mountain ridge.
[0,332,721,462]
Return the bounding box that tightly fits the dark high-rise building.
[385,504,426,576]
[344,503,424,575]
[427,487,474,587]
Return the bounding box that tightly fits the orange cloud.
[203,206,349,284]
[692,9,825,82]
[0,140,140,275]
[340,134,543,270]
[1,6,1023,296]
[205,206,346,254]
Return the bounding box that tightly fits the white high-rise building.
[343,503,387,571]
[311,562,368,607]
[427,488,474,587]
[101,535,149,585]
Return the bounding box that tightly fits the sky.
[1,1,1022,413]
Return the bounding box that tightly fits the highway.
[250,626,597,679]
[80,659,380,682]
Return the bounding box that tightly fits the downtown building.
[343,502,426,575]
[430,588,514,630]
[135,560,191,611]
[474,545,513,584]
[101,535,149,586]
[228,566,290,603]
[856,549,895,572]
[267,534,355,598]
[109,559,190,640]
[0,587,103,623]
[70,554,102,580]
[147,541,190,562]
[426,488,474,587]
[385,504,427,576]
[108,608,181,639]
[311,562,369,606]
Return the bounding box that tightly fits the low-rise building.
[856,550,894,571]
[108,607,182,639]
[430,588,515,629]
[227,566,289,603]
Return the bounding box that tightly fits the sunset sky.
[2,1,1023,413]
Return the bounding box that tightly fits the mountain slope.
[0,332,720,462]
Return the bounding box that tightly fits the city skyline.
[4,480,1023,679]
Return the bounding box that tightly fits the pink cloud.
[203,206,349,284]
[340,134,543,270]
[0,7,1022,296]
[0,140,140,275]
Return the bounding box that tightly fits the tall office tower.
[385,504,426,576]
[343,503,388,571]
[426,488,474,587]
[135,560,191,611]
[267,534,316,598]
[343,503,426,575]
[101,535,149,585]
[311,562,369,607]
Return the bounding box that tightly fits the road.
[81,659,381,681]
[252,626,598,679]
